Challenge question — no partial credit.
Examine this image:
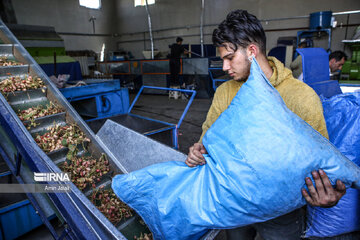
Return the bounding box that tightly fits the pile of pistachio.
[90,188,133,225]
[17,102,63,128]
[61,154,110,190]
[0,75,44,93]
[34,124,90,153]
[0,56,24,66]
[134,233,153,240]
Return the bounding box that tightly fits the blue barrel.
[310,11,332,30]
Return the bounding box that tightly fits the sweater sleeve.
[277,80,329,139]
[198,81,241,142]
[296,90,329,139]
[198,89,225,142]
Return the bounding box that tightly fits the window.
[79,0,101,9]
[134,0,155,7]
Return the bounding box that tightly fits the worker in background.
[185,9,346,240]
[169,37,188,88]
[291,50,347,81]
[329,50,347,75]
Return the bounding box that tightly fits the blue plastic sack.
[306,92,360,238]
[322,93,360,166]
[112,59,360,240]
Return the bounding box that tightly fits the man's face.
[329,57,345,72]
[219,45,251,81]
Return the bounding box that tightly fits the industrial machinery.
[341,41,360,81]
[59,81,195,149]
[59,79,130,120]
[97,56,212,98]
[297,11,333,52]
[0,19,217,239]
[87,85,196,149]
[6,23,82,81]
[297,47,342,98]
[268,11,334,66]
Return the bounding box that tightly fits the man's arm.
[186,83,231,167]
[185,95,222,167]
[198,82,237,142]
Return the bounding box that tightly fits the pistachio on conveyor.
[90,188,133,225]
[34,124,90,153]
[60,154,110,190]
[17,102,63,128]
[0,75,45,93]
[134,233,153,240]
[0,56,24,66]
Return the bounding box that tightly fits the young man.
[185,10,346,240]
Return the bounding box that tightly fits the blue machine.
[297,11,333,51]
[60,81,196,149]
[59,79,129,120]
[87,86,196,149]
[297,48,342,98]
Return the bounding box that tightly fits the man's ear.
[329,58,336,69]
[246,44,259,58]
[329,58,336,65]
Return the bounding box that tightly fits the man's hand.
[302,169,346,207]
[185,143,207,167]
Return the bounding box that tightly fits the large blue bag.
[112,59,360,240]
[306,92,360,238]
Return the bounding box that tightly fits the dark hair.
[176,37,183,43]
[212,10,266,55]
[329,51,347,61]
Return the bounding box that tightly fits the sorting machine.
[0,19,217,239]
[59,79,130,121]
[341,40,360,81]
[297,11,333,52]
[97,56,213,98]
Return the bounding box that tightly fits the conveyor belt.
[0,19,149,239]
[0,19,218,239]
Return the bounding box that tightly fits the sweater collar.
[267,56,293,87]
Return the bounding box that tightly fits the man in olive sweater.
[185,10,346,240]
